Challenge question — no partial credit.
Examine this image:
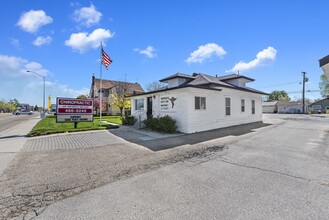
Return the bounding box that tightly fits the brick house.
[90,76,144,115]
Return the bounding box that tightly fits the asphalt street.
[0,113,35,132]
[35,114,329,219]
[0,113,40,176]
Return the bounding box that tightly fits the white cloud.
[134,46,156,58]
[0,55,27,72]
[17,10,53,33]
[65,28,114,53]
[0,54,89,106]
[186,43,227,64]
[33,36,52,46]
[73,3,102,27]
[227,46,277,73]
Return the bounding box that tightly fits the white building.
[277,101,309,114]
[262,101,278,113]
[130,73,267,133]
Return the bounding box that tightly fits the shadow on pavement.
[0,135,26,140]
[111,122,272,151]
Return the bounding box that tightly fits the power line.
[286,89,320,94]
[258,80,301,89]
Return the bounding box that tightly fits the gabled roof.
[186,73,266,95]
[309,97,329,106]
[130,72,267,97]
[159,73,195,82]
[93,78,144,94]
[217,74,255,82]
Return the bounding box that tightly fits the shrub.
[105,124,119,129]
[158,115,177,133]
[143,115,158,130]
[143,115,177,133]
[121,115,137,126]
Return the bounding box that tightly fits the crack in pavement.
[0,144,228,219]
[219,159,313,182]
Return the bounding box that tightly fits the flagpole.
[99,42,103,126]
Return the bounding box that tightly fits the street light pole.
[27,70,46,118]
[301,71,308,114]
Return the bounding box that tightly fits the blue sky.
[0,0,328,106]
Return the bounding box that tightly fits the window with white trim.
[225,97,231,116]
[135,98,144,110]
[195,97,206,110]
[241,99,245,112]
[252,100,255,114]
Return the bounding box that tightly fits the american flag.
[101,48,112,70]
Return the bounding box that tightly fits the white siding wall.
[152,90,189,132]
[131,87,263,133]
[277,105,304,114]
[262,106,276,113]
[186,87,262,133]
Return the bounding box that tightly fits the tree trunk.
[120,107,123,116]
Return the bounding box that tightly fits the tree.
[92,97,106,115]
[77,94,88,99]
[145,81,165,92]
[0,101,5,113]
[34,105,39,111]
[4,102,15,112]
[10,98,20,108]
[109,83,131,116]
[110,93,131,116]
[319,74,329,98]
[268,90,291,101]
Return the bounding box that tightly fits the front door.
[147,97,153,118]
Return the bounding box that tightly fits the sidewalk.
[110,121,270,151]
[0,117,40,176]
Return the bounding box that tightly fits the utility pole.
[301,71,308,114]
[27,70,46,118]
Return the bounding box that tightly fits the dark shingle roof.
[130,73,267,97]
[217,74,255,82]
[187,74,235,87]
[319,55,329,67]
[159,73,195,82]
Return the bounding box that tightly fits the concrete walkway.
[0,117,40,176]
[24,130,127,152]
[110,122,270,151]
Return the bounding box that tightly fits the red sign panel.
[58,108,93,114]
[58,99,93,106]
[56,97,94,123]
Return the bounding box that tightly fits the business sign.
[56,97,94,123]
[48,95,51,111]
[160,96,177,110]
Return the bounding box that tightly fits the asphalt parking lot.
[1,114,329,219]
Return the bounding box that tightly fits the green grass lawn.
[28,116,120,137]
[95,116,122,124]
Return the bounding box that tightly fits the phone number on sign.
[58,109,92,114]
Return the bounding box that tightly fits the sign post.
[56,98,94,127]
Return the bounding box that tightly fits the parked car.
[13,110,34,115]
[48,109,56,115]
